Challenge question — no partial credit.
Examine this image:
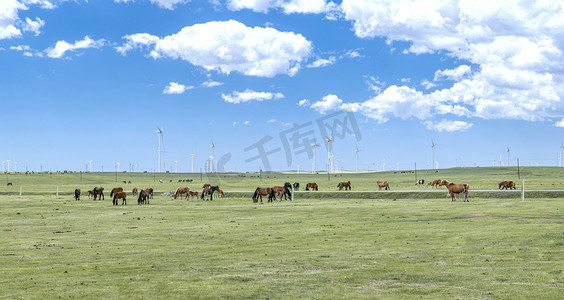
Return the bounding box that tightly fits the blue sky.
[1,0,564,173]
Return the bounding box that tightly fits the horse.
[110,187,123,198]
[272,186,292,201]
[252,187,275,203]
[201,186,219,201]
[338,181,351,190]
[188,191,199,200]
[145,188,154,199]
[122,180,127,184]
[93,187,104,200]
[214,189,225,198]
[429,179,442,188]
[440,180,451,187]
[173,187,190,199]
[305,182,318,191]
[415,179,425,187]
[74,189,80,201]
[6,182,12,186]
[113,191,127,205]
[138,189,150,205]
[88,190,94,199]
[293,182,300,191]
[132,187,138,196]
[377,181,390,190]
[446,182,469,202]
[499,181,516,190]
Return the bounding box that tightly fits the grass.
[0,167,563,299]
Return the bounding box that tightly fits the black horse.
[201,185,219,201]
[293,182,299,191]
[92,187,104,200]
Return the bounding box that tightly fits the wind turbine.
[355,145,360,173]
[174,160,178,173]
[156,123,165,173]
[431,140,437,170]
[296,164,300,174]
[14,162,17,173]
[210,142,215,173]
[117,161,120,172]
[382,159,386,171]
[312,139,319,174]
[6,160,10,173]
[89,160,92,173]
[506,147,511,166]
[189,150,196,173]
[325,135,333,174]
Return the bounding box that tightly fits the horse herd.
[73,187,153,205]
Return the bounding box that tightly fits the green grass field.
[0,167,563,299]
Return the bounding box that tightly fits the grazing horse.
[201,186,219,201]
[145,188,154,199]
[93,187,104,200]
[429,179,442,188]
[74,189,81,201]
[415,179,425,187]
[252,187,275,203]
[110,187,123,198]
[214,189,225,198]
[138,189,150,205]
[6,182,12,186]
[305,182,318,191]
[272,186,292,201]
[188,191,199,200]
[132,187,138,196]
[88,190,94,199]
[446,182,469,202]
[173,187,190,199]
[293,182,300,191]
[499,181,516,190]
[377,181,390,190]
[122,180,127,184]
[338,181,351,190]
[113,191,127,205]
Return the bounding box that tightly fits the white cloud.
[114,0,190,10]
[227,0,332,14]
[45,36,105,58]
[306,56,336,68]
[222,89,284,104]
[0,0,26,39]
[310,94,343,114]
[22,17,44,36]
[297,99,309,106]
[118,20,312,77]
[424,120,473,132]
[201,80,223,88]
[163,82,193,94]
[554,119,564,127]
[337,0,564,124]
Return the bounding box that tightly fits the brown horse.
[252,187,275,203]
[6,182,12,186]
[88,190,94,199]
[132,187,138,196]
[499,181,516,190]
[214,189,225,198]
[93,187,104,200]
[429,179,442,188]
[377,181,390,190]
[272,186,292,201]
[440,180,451,187]
[173,187,190,199]
[113,191,127,205]
[145,188,154,199]
[201,186,219,201]
[446,182,469,202]
[338,181,351,190]
[138,189,150,205]
[188,191,199,200]
[74,189,81,201]
[305,182,318,191]
[110,187,123,198]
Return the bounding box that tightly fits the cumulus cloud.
[163,82,193,94]
[118,20,312,77]
[201,80,223,88]
[306,56,336,68]
[554,119,564,127]
[45,36,105,58]
[222,89,284,104]
[310,94,343,114]
[424,120,473,132]
[22,17,45,36]
[332,0,564,127]
[114,0,190,10]
[297,99,309,106]
[0,0,26,39]
[227,0,333,14]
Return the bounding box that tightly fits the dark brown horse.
[293,182,300,191]
[201,186,219,200]
[338,181,351,190]
[93,187,104,200]
[88,190,94,199]
[110,187,123,198]
[6,182,12,186]
[113,191,127,205]
[272,186,292,201]
[305,182,318,191]
[174,187,190,199]
[138,189,150,205]
[377,181,390,190]
[74,189,81,200]
[252,187,275,203]
[429,179,442,188]
[446,182,469,202]
[499,181,516,190]
[145,188,154,199]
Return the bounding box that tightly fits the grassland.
[0,167,563,299]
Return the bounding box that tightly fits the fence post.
[521,179,525,201]
[19,186,22,197]
[56,186,59,197]
[291,186,294,201]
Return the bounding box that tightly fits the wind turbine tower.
[431,140,437,170]
[14,162,17,173]
[210,142,215,173]
[325,135,333,174]
[312,139,319,174]
[156,124,165,172]
[560,140,564,167]
[89,160,92,172]
[506,147,511,166]
[355,146,360,173]
[190,151,196,173]
[175,160,178,173]
[6,160,10,173]
[2,161,4,173]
